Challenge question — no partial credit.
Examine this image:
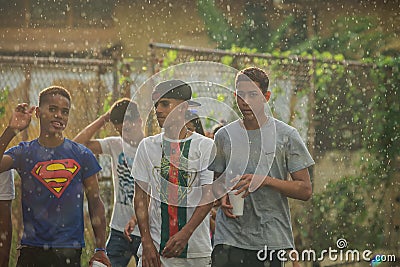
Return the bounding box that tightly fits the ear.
[181,101,189,111]
[35,106,40,118]
[264,91,271,102]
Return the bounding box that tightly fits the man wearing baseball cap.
[132,80,214,267]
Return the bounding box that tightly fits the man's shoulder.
[214,120,240,137]
[97,135,122,147]
[224,119,240,130]
[142,133,162,143]
[190,133,214,151]
[18,139,37,147]
[65,138,94,154]
[137,133,162,151]
[6,139,36,153]
[191,132,213,142]
[272,118,297,135]
[100,135,122,142]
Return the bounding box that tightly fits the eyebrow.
[48,104,70,110]
[157,99,172,105]
[236,90,259,93]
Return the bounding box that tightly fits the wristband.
[94,248,107,253]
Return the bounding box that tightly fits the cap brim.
[187,100,201,107]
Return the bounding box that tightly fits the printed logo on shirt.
[116,152,134,205]
[31,159,81,198]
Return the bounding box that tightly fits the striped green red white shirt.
[133,132,213,258]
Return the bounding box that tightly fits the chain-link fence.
[1,43,398,266]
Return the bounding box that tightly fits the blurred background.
[0,0,399,266]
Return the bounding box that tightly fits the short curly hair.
[39,86,71,106]
[109,98,140,125]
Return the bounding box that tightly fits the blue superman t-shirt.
[5,138,101,248]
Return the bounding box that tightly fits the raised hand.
[9,103,35,132]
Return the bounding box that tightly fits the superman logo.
[31,159,81,198]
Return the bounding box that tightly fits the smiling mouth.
[51,121,64,129]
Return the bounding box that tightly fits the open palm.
[9,103,35,131]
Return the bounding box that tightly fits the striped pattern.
[160,139,191,258]
[116,152,135,206]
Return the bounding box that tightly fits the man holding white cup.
[209,67,314,267]
[227,189,244,217]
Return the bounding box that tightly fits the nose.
[54,109,62,118]
[155,103,164,114]
[239,95,250,106]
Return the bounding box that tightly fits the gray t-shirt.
[209,118,314,250]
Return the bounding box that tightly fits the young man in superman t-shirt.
[0,86,110,267]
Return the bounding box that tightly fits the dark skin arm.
[123,215,138,242]
[162,185,213,258]
[84,174,111,267]
[73,112,110,155]
[0,103,35,173]
[0,200,12,267]
[134,181,161,267]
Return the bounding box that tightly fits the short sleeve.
[198,138,214,185]
[97,138,112,155]
[0,170,15,200]
[208,129,227,174]
[4,143,24,169]
[131,140,151,183]
[80,147,102,179]
[286,129,315,173]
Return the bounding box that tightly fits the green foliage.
[216,93,225,102]
[309,54,399,251]
[163,50,178,68]
[102,92,113,114]
[197,2,397,60]
[197,0,236,49]
[0,87,9,117]
[197,0,301,52]
[365,59,400,183]
[309,174,386,251]
[312,16,394,60]
[221,55,233,66]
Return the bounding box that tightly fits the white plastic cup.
[228,190,245,216]
[92,261,107,267]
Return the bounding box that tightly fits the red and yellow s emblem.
[31,159,81,198]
